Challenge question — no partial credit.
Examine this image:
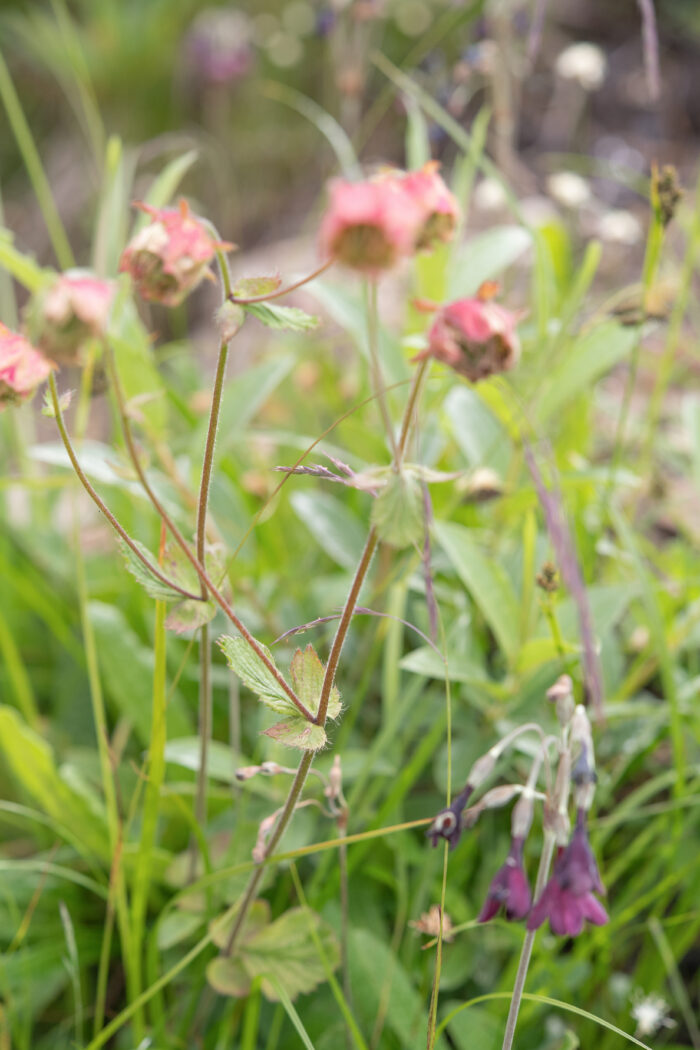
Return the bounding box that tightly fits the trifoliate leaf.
[289,644,342,720]
[41,386,73,418]
[218,636,297,715]
[165,597,217,634]
[233,275,281,298]
[244,302,320,332]
[207,905,339,1002]
[263,717,327,751]
[370,468,425,549]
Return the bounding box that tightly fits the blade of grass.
[0,49,74,268]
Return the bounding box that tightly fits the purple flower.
[478,837,531,922]
[527,811,608,936]
[426,785,473,850]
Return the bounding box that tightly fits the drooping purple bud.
[426,785,473,850]
[478,837,531,922]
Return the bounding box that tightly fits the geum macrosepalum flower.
[478,836,531,922]
[319,175,424,276]
[119,199,232,307]
[0,323,53,409]
[418,286,523,383]
[31,271,116,364]
[527,809,608,937]
[401,162,460,251]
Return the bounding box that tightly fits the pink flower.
[401,162,460,251]
[319,176,424,276]
[119,199,232,306]
[32,271,116,364]
[478,836,532,922]
[0,323,53,409]
[527,813,608,937]
[420,292,522,382]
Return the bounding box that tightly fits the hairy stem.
[77,360,313,722]
[189,339,230,878]
[49,373,200,602]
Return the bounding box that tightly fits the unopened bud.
[463,784,521,829]
[547,674,575,727]
[235,764,262,781]
[511,791,535,841]
[325,755,343,802]
[260,761,285,776]
[536,560,559,593]
[652,163,683,228]
[467,751,497,790]
[570,705,596,810]
[252,810,279,863]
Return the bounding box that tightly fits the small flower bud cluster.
[426,688,607,938]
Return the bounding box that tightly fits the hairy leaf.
[244,301,320,332]
[289,644,341,720]
[263,717,327,751]
[218,635,296,715]
[207,905,339,1002]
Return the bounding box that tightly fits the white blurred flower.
[597,209,643,245]
[555,42,607,91]
[473,177,508,212]
[547,171,591,209]
[520,195,559,226]
[630,992,675,1038]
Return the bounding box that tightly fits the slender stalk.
[398,359,429,464]
[222,352,427,962]
[49,373,201,602]
[500,832,556,1050]
[223,752,314,955]
[130,594,168,1020]
[365,281,399,461]
[68,363,313,722]
[229,259,333,304]
[189,338,230,878]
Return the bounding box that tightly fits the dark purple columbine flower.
[527,811,608,936]
[426,785,473,850]
[478,836,531,922]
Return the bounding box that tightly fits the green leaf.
[433,521,520,665]
[137,149,199,227]
[244,301,320,332]
[165,597,217,634]
[210,354,294,450]
[263,717,328,751]
[370,469,424,549]
[110,291,168,435]
[444,386,510,473]
[0,228,53,291]
[448,225,532,298]
[537,322,637,422]
[218,635,295,715]
[0,706,109,861]
[118,538,185,601]
[207,905,339,1002]
[290,490,366,570]
[233,275,281,298]
[289,644,341,720]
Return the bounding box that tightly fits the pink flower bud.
[401,162,460,251]
[119,199,232,307]
[32,271,117,364]
[319,176,423,276]
[478,837,531,923]
[0,323,53,409]
[422,295,522,382]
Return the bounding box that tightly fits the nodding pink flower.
[119,199,232,307]
[527,811,607,937]
[419,291,522,382]
[319,176,424,276]
[33,271,116,364]
[0,323,53,409]
[401,162,460,251]
[426,785,473,850]
[478,837,532,922]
